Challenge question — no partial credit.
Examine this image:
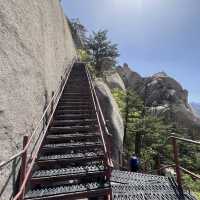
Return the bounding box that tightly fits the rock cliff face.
[117,65,200,139]
[142,72,189,107]
[0,0,76,159]
[0,0,76,197]
[104,70,126,91]
[117,63,143,90]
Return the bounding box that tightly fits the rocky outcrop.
[0,0,76,198]
[104,70,126,91]
[95,79,124,166]
[117,64,200,139]
[117,63,143,90]
[142,72,189,107]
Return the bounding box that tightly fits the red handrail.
[154,134,200,188]
[85,64,113,171]
[0,57,77,200]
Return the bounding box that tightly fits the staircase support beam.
[19,135,28,200]
[172,137,184,198]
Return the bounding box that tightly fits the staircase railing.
[154,134,200,195]
[85,64,113,179]
[0,57,76,200]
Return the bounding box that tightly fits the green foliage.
[112,88,171,170]
[194,192,200,200]
[112,88,126,114]
[86,63,97,79]
[86,30,119,74]
[77,49,90,62]
[179,143,200,174]
[182,174,200,198]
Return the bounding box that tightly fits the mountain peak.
[152,71,168,78]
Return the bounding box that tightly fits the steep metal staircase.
[23,63,112,200]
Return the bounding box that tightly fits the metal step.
[41,142,103,153]
[49,125,98,134]
[25,182,111,200]
[57,104,92,107]
[63,89,89,93]
[59,99,92,103]
[61,95,91,100]
[38,152,104,166]
[55,109,94,115]
[60,96,91,100]
[56,105,93,111]
[46,133,100,143]
[52,119,97,126]
[64,87,89,91]
[54,113,96,120]
[31,165,105,184]
[62,92,90,96]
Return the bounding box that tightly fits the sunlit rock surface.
[0,0,76,198]
[117,64,200,139]
[95,79,124,166]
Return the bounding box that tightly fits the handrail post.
[51,91,54,114]
[156,154,161,175]
[172,136,184,198]
[61,76,63,92]
[19,136,28,200]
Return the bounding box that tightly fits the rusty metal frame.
[85,63,113,200]
[0,57,77,200]
[85,64,113,168]
[154,134,200,190]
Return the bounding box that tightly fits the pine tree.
[86,30,119,74]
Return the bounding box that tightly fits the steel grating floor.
[111,170,197,200]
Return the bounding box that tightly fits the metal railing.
[154,134,200,194]
[85,64,113,178]
[0,57,76,200]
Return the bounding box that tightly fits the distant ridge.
[191,102,200,117]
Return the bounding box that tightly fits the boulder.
[95,79,124,166]
[141,73,189,107]
[116,63,143,90]
[104,70,126,91]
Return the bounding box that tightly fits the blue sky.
[61,0,200,102]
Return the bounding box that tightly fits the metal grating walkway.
[111,170,197,200]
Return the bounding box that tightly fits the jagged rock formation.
[143,72,189,106]
[117,63,143,90]
[0,0,76,198]
[117,64,200,139]
[95,79,124,166]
